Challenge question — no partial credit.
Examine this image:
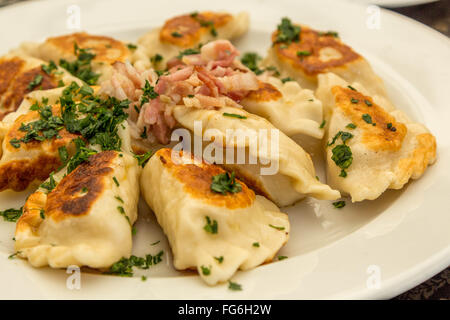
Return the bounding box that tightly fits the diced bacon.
[219,72,259,92]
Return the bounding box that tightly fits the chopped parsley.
[176,48,200,60]
[140,80,159,106]
[200,265,211,276]
[269,224,285,231]
[350,98,359,104]
[327,131,353,146]
[127,43,137,50]
[151,53,163,65]
[40,209,45,219]
[141,276,147,282]
[27,74,43,91]
[40,172,57,193]
[9,138,20,148]
[66,138,97,174]
[81,187,88,193]
[8,252,21,260]
[252,242,260,248]
[59,43,100,85]
[58,146,69,166]
[106,251,164,277]
[214,256,224,264]
[151,240,161,246]
[228,281,242,291]
[113,176,120,187]
[281,77,294,83]
[362,113,373,124]
[41,61,57,75]
[278,256,288,261]
[275,17,301,44]
[319,31,339,38]
[241,52,263,75]
[140,126,147,139]
[297,50,311,58]
[387,123,397,132]
[134,151,153,167]
[0,207,23,222]
[346,123,357,129]
[171,31,182,38]
[319,120,326,129]
[364,99,373,107]
[211,171,242,195]
[347,85,356,91]
[333,200,346,209]
[331,144,353,177]
[223,112,247,119]
[204,216,218,234]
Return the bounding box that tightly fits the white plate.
[0,0,449,300]
[347,0,439,8]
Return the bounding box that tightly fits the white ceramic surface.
[348,0,439,9]
[0,0,449,299]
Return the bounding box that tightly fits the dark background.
[0,0,448,300]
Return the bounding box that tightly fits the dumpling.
[316,73,436,202]
[0,88,79,191]
[172,105,340,206]
[263,18,393,110]
[0,53,80,119]
[138,11,249,69]
[14,149,140,268]
[240,75,324,139]
[15,32,150,84]
[140,148,289,285]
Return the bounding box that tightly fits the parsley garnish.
[171,31,182,38]
[134,151,153,167]
[333,200,346,209]
[297,50,311,58]
[200,265,211,276]
[350,98,359,104]
[364,99,373,107]
[0,207,23,222]
[140,80,159,106]
[252,242,260,247]
[115,196,124,203]
[211,171,242,195]
[27,74,43,91]
[319,120,326,129]
[58,146,69,166]
[40,172,57,193]
[223,112,247,119]
[41,61,57,75]
[113,176,120,187]
[347,85,356,91]
[177,48,200,60]
[362,114,373,124]
[346,123,357,129]
[269,224,285,231]
[214,256,224,263]
[127,43,137,50]
[106,251,164,277]
[331,144,353,176]
[319,31,339,38]
[40,209,45,219]
[278,256,288,261]
[66,138,97,174]
[204,216,218,234]
[387,123,397,132]
[9,138,20,148]
[151,53,163,65]
[59,43,100,85]
[275,17,301,44]
[281,77,294,83]
[228,281,242,291]
[241,52,263,75]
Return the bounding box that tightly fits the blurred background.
[0,0,448,300]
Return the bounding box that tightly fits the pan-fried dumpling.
[263,18,393,110]
[316,74,436,202]
[0,88,79,191]
[172,105,340,206]
[241,75,324,139]
[138,11,249,69]
[140,148,289,285]
[14,149,140,268]
[16,32,150,84]
[0,53,80,119]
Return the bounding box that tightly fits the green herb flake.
[228,281,243,291]
[319,31,339,38]
[350,98,359,104]
[127,43,137,50]
[223,112,247,119]
[387,123,397,132]
[40,172,57,193]
[211,172,242,195]
[27,74,43,91]
[40,209,45,220]
[252,242,260,248]
[333,200,346,209]
[347,85,356,91]
[204,216,218,234]
[364,99,373,107]
[105,250,164,276]
[319,120,326,129]
[151,53,163,65]
[9,138,21,148]
[275,17,301,44]
[41,61,57,75]
[214,256,224,264]
[346,123,357,129]
[331,144,353,173]
[59,43,100,85]
[278,256,288,261]
[0,207,23,222]
[281,77,294,83]
[134,150,153,167]
[297,50,311,58]
[269,224,285,231]
[362,114,373,124]
[141,276,147,282]
[115,196,124,203]
[113,176,120,187]
[200,265,211,276]
[171,31,183,38]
